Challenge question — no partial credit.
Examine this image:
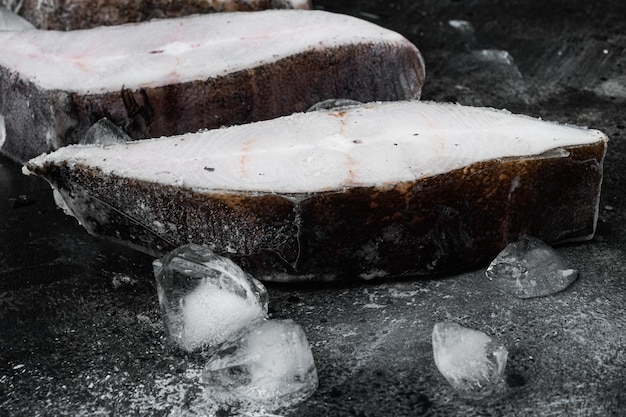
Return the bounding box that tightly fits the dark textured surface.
[2,0,626,416]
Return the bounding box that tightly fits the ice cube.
[432,322,508,399]
[0,7,35,31]
[82,118,131,146]
[202,319,318,412]
[153,244,268,352]
[485,236,579,298]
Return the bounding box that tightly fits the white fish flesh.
[0,0,312,30]
[0,10,425,162]
[24,101,608,281]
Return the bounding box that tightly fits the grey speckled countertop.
[2,1,625,415]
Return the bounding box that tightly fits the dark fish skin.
[8,0,312,31]
[1,42,424,163]
[26,141,606,282]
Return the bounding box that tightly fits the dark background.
[1,1,625,415]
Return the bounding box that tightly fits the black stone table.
[2,1,625,415]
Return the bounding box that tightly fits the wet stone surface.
[2,0,626,416]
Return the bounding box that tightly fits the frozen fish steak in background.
[24,101,608,281]
[0,9,425,162]
[0,0,311,31]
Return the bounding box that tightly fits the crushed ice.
[485,236,579,298]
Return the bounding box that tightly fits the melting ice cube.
[485,236,579,298]
[432,322,508,399]
[202,319,318,412]
[153,244,268,352]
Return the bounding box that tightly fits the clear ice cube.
[202,319,318,412]
[0,7,35,30]
[432,322,508,399]
[485,236,579,298]
[82,118,131,146]
[153,244,268,352]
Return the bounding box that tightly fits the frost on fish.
[0,0,312,30]
[0,10,425,162]
[23,101,608,282]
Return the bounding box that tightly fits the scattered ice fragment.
[82,118,131,146]
[473,49,515,66]
[306,98,362,112]
[202,319,318,412]
[153,244,268,352]
[432,322,508,399]
[448,19,475,38]
[485,236,579,298]
[0,7,35,31]
[111,273,137,289]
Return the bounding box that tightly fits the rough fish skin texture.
[0,10,425,162]
[24,101,608,282]
[0,0,312,30]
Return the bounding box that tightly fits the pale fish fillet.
[24,101,608,282]
[0,9,424,162]
[0,0,312,30]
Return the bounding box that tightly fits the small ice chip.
[0,7,36,31]
[432,322,508,399]
[82,118,131,146]
[448,19,475,36]
[202,319,318,412]
[153,244,268,352]
[485,236,579,298]
[306,98,362,112]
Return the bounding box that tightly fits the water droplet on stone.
[432,322,508,399]
[485,236,579,298]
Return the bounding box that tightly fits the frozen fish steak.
[24,101,608,281]
[3,0,311,31]
[0,9,424,162]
